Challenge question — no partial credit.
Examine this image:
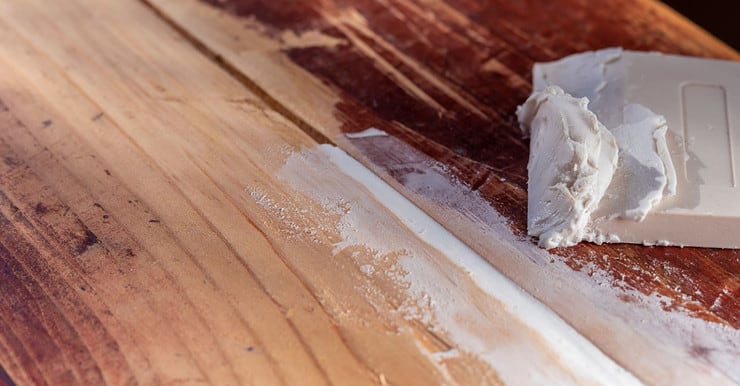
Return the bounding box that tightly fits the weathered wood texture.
[0,0,648,385]
[143,0,740,384]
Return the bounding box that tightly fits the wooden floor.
[0,0,738,385]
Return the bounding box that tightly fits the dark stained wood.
[0,365,16,386]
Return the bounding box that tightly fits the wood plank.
[0,0,642,385]
[145,0,740,384]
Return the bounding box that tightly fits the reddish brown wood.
[0,365,16,386]
[0,105,137,386]
[200,0,740,328]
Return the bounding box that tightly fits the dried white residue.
[272,143,641,386]
[345,127,389,139]
[246,187,333,243]
[359,264,375,276]
[238,14,347,51]
[278,29,347,50]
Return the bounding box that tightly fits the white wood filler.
[519,48,677,249]
[517,85,620,249]
[273,143,642,386]
[522,48,740,249]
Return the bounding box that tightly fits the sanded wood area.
[0,0,656,385]
[143,0,740,384]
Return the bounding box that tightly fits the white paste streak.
[318,144,641,386]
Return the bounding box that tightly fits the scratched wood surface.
[143,0,740,384]
[0,0,660,385]
[1,0,739,385]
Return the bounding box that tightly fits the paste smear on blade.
[517,86,618,249]
[592,104,676,222]
[519,48,677,249]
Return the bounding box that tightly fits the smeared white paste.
[517,86,618,249]
[317,144,642,386]
[519,48,677,249]
[594,104,675,221]
[266,133,738,384]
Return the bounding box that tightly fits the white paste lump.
[518,48,677,249]
[517,86,618,249]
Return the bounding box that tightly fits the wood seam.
[138,0,334,147]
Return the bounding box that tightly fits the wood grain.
[0,0,643,385]
[144,0,740,384]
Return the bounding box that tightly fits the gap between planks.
[139,0,333,146]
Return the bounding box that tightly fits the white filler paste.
[518,48,677,249]
[517,86,618,249]
[315,143,642,385]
